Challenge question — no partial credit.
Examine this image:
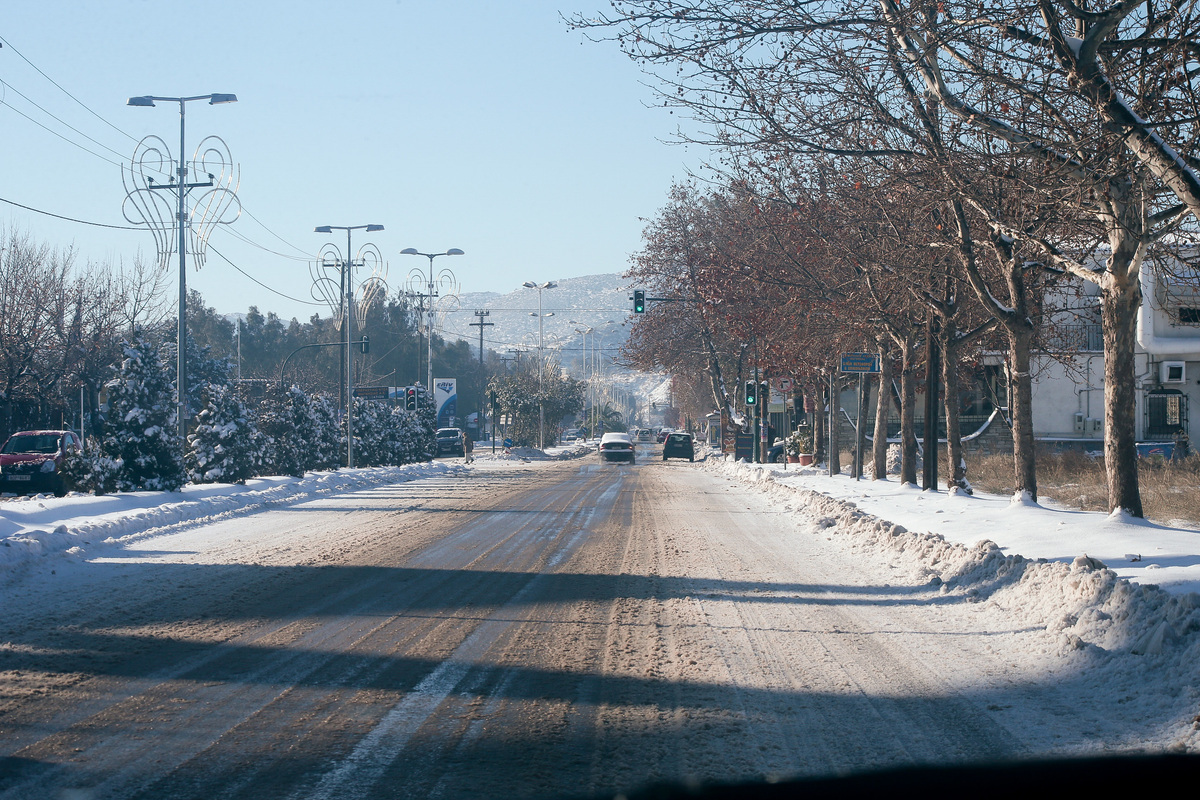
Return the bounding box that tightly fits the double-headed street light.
[401,248,463,408]
[523,281,557,449]
[126,92,237,447]
[316,224,385,469]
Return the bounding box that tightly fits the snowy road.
[0,455,1181,798]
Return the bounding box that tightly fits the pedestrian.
[462,430,474,464]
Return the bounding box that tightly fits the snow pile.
[485,442,597,462]
[0,462,462,572]
[706,457,1200,658]
[708,457,1200,750]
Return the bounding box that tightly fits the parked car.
[599,432,635,463]
[0,429,81,497]
[435,427,466,457]
[662,432,695,462]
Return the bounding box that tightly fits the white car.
[599,432,635,463]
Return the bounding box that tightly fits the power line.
[207,244,324,308]
[0,194,140,230]
[0,96,130,171]
[219,224,312,262]
[239,205,313,258]
[0,193,326,309]
[0,33,141,146]
[0,76,137,167]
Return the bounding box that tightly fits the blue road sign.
[840,352,881,373]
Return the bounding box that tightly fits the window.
[1177,307,1200,325]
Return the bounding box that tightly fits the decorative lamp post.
[400,247,463,413]
[523,281,557,448]
[125,92,238,450]
[315,224,385,468]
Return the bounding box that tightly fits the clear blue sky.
[1,1,704,321]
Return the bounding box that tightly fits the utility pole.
[469,310,493,440]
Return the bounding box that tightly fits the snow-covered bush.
[348,398,435,467]
[60,436,121,495]
[310,393,343,471]
[187,382,262,484]
[102,335,185,492]
[258,387,307,477]
[352,398,390,466]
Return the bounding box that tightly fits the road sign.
[353,386,390,399]
[840,352,881,373]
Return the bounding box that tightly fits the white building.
[1027,251,1199,452]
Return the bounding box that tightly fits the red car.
[0,430,81,497]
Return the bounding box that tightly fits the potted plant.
[785,428,814,465]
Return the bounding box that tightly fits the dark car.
[662,432,695,462]
[599,432,635,463]
[435,427,466,457]
[0,430,81,497]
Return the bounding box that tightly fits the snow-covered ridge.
[0,462,463,573]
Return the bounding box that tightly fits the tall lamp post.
[401,247,464,409]
[316,224,385,468]
[126,92,237,446]
[523,280,557,448]
[573,325,593,435]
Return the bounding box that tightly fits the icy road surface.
[0,455,1187,798]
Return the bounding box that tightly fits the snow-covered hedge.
[64,338,435,493]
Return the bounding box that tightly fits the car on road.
[662,432,695,461]
[598,432,635,463]
[0,429,81,497]
[634,429,654,443]
[435,427,466,457]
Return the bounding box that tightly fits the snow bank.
[0,462,462,573]
[705,458,1200,665]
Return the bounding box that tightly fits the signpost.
[840,353,880,373]
[839,353,881,481]
[352,386,390,400]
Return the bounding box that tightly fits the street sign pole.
[837,353,882,480]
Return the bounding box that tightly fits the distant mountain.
[442,273,633,370]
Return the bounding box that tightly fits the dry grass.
[969,449,1200,527]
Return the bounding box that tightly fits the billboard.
[435,378,457,427]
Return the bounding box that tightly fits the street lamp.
[316,224,385,468]
[126,92,237,449]
[573,325,593,436]
[401,248,463,412]
[523,280,557,449]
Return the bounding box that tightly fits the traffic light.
[360,334,370,354]
[745,380,757,405]
[405,386,417,411]
[633,289,645,313]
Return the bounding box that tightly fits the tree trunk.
[940,322,970,493]
[828,374,841,475]
[1009,326,1037,501]
[922,314,940,490]
[873,342,894,480]
[1100,268,1144,517]
[699,323,729,417]
[898,334,919,485]
[812,379,827,464]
